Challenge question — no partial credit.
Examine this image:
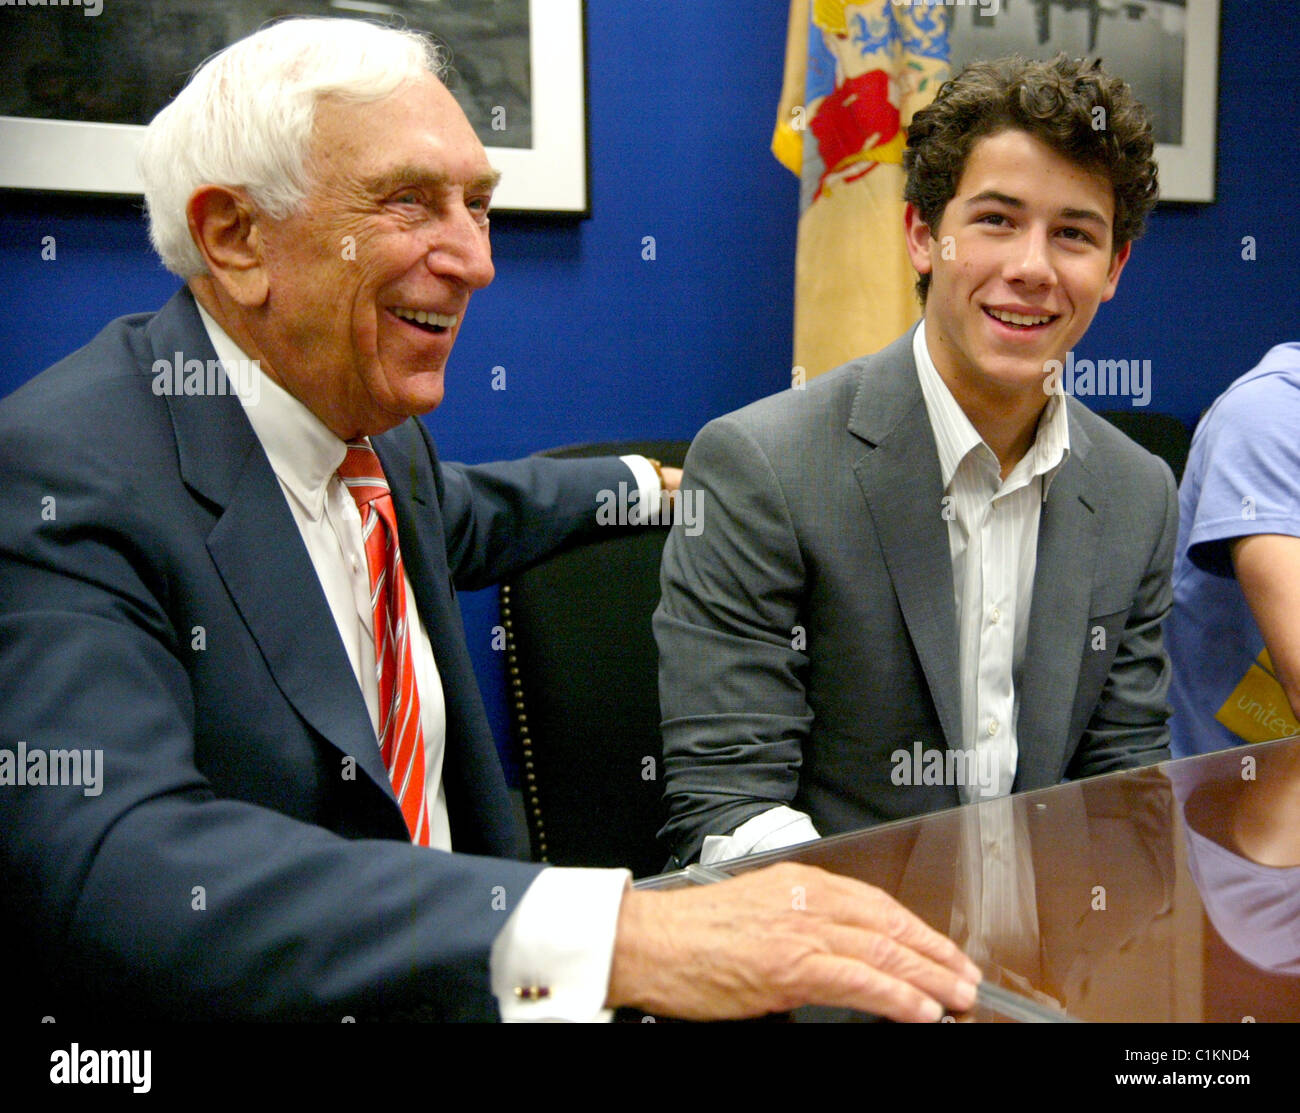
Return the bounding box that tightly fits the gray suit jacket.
[656,330,1177,866]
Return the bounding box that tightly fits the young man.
[657,55,1173,868]
[0,18,979,1023]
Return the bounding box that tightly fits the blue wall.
[2,1,1298,779]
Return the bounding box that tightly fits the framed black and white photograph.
[0,0,588,214]
[948,0,1220,202]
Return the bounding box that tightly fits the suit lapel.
[151,291,395,806]
[1015,413,1102,790]
[847,334,963,753]
[372,432,451,674]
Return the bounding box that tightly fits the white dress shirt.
[951,794,1043,982]
[198,305,638,1020]
[702,320,1069,865]
[913,319,1069,799]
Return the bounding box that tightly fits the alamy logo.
[892,0,1000,15]
[1043,351,1151,407]
[152,352,261,403]
[50,1045,150,1093]
[890,741,998,797]
[0,0,103,15]
[0,741,102,797]
[596,482,702,536]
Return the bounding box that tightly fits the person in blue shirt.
[1168,343,1300,756]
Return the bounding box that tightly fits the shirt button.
[987,719,999,736]
[990,607,1001,624]
[351,554,360,573]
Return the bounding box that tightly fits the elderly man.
[0,19,978,1023]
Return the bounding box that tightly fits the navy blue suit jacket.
[0,289,630,1020]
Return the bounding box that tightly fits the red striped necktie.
[338,441,430,846]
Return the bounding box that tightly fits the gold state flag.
[774,0,950,380]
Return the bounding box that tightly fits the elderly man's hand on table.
[605,862,981,1021]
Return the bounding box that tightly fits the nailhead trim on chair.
[500,582,548,862]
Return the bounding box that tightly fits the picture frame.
[0,0,589,215]
[947,0,1220,203]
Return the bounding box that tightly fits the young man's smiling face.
[904,127,1131,416]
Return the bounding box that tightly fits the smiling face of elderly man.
[170,47,498,440]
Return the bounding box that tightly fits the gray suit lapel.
[1015,414,1101,790]
[847,334,963,753]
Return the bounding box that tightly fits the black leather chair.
[1097,410,1193,484]
[499,440,689,879]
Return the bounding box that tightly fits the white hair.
[138,18,445,277]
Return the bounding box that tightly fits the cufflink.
[514,984,552,1001]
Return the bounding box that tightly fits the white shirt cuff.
[699,806,821,866]
[619,454,665,518]
[491,866,631,1021]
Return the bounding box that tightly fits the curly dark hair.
[902,53,1159,303]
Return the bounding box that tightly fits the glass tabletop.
[638,736,1300,1022]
